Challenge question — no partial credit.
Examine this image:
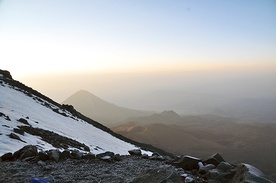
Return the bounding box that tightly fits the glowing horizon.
[0,0,275,77]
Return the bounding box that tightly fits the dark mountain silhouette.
[121,110,183,125]
[63,90,152,127]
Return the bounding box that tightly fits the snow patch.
[0,82,152,155]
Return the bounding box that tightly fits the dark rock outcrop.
[0,69,13,79]
[17,118,30,125]
[1,152,13,161]
[8,133,26,143]
[13,128,25,135]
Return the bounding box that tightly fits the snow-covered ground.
[0,81,151,156]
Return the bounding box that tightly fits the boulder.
[96,151,115,160]
[82,152,96,160]
[1,152,13,161]
[229,163,273,183]
[207,164,236,182]
[173,155,202,171]
[60,149,71,160]
[71,149,83,160]
[128,149,142,156]
[47,149,60,162]
[130,165,183,183]
[114,154,122,161]
[216,161,235,172]
[17,118,30,125]
[13,145,38,160]
[38,151,49,161]
[204,153,225,167]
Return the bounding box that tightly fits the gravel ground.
[0,156,169,183]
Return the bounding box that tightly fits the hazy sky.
[1,0,276,106]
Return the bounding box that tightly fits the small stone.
[185,176,194,183]
[37,160,46,166]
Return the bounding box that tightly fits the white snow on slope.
[0,82,150,156]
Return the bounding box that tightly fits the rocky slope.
[1,145,273,183]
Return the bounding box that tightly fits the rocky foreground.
[1,145,274,183]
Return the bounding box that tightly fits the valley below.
[112,114,276,181]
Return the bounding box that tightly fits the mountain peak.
[160,110,180,117]
[63,90,151,126]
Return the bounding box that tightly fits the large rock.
[1,152,13,161]
[96,151,115,159]
[128,149,142,156]
[17,118,30,125]
[206,162,237,182]
[96,151,115,162]
[70,149,83,160]
[173,155,202,171]
[204,153,225,167]
[60,149,71,160]
[47,149,60,162]
[13,145,38,160]
[229,164,273,183]
[82,152,96,160]
[38,151,49,161]
[130,165,183,183]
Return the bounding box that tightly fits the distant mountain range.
[63,90,153,127]
[61,89,276,180]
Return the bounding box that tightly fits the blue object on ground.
[30,178,50,183]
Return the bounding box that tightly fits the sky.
[0,0,276,108]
